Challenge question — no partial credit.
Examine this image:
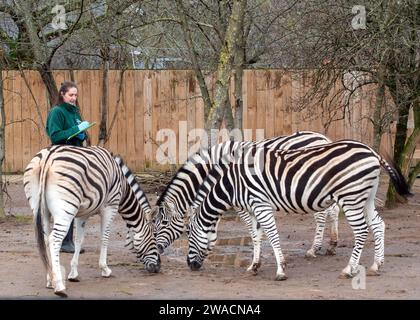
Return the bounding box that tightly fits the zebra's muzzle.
[146,262,160,273]
[187,257,202,271]
[145,255,161,273]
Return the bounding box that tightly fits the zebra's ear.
[186,206,197,218]
[150,207,159,221]
[165,202,176,217]
[145,210,155,223]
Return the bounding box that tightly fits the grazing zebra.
[23,145,160,297]
[152,131,340,272]
[186,140,412,280]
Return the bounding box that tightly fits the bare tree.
[276,0,419,206]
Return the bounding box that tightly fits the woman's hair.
[56,81,78,105]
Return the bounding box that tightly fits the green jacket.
[46,102,85,146]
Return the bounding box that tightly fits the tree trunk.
[372,76,385,152]
[13,0,59,108]
[205,0,247,146]
[98,56,109,147]
[175,0,213,119]
[0,65,6,218]
[407,98,420,188]
[233,3,246,132]
[386,98,411,207]
[38,64,59,108]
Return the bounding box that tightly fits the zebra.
[186,140,412,280]
[152,131,340,273]
[23,145,160,297]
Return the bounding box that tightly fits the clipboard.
[67,122,96,140]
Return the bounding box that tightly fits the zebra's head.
[154,201,185,254]
[132,214,161,273]
[186,206,219,271]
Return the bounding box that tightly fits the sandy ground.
[0,176,419,300]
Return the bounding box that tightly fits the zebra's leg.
[68,217,87,282]
[366,208,385,276]
[41,213,54,289]
[306,211,327,258]
[339,204,369,279]
[48,216,74,297]
[325,203,340,256]
[238,211,263,274]
[124,227,136,254]
[252,204,287,281]
[98,206,117,278]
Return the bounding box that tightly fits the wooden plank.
[124,70,136,170]
[265,70,275,138]
[134,71,145,171]
[282,72,292,135]
[153,71,165,169]
[256,71,267,140]
[241,70,249,140]
[27,71,40,158]
[117,71,127,159]
[107,70,119,154]
[21,71,32,168]
[76,70,93,143]
[273,70,285,137]
[89,70,101,145]
[185,71,196,154]
[39,71,50,148]
[244,70,256,140]
[4,71,13,172]
[188,72,206,153]
[177,70,188,166]
[143,71,153,168]
[12,70,23,172]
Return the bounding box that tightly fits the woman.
[46,81,91,253]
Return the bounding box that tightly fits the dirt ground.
[0,176,419,300]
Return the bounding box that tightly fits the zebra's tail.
[35,159,51,274]
[379,152,413,198]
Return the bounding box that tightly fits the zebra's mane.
[156,151,208,206]
[114,155,151,209]
[191,163,230,209]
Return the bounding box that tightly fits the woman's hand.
[77,121,90,131]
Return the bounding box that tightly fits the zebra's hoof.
[246,262,261,275]
[275,274,288,281]
[54,282,67,297]
[305,250,317,258]
[54,289,68,298]
[68,276,80,282]
[338,272,353,279]
[101,268,112,278]
[367,269,380,276]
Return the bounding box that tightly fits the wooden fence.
[2,69,402,173]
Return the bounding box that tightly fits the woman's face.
[62,87,78,105]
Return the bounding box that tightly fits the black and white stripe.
[23,145,159,297]
[187,140,412,280]
[154,131,339,271]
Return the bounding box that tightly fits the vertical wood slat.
[125,71,136,169]
[4,71,13,172]
[143,71,153,168]
[134,71,145,170]
[12,71,22,172]
[2,69,409,172]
